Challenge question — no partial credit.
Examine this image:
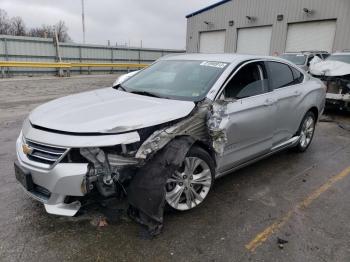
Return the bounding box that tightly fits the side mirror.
[112,70,139,87]
[217,92,236,103]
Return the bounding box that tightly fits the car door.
[216,61,277,173]
[265,61,305,146]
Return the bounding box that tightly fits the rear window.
[291,67,304,84]
[280,54,306,65]
[267,62,295,89]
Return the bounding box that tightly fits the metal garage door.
[286,20,336,53]
[236,26,272,55]
[199,30,226,53]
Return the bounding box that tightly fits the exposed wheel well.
[308,107,319,122]
[193,140,217,167]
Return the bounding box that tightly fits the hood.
[29,88,195,133]
[310,60,350,77]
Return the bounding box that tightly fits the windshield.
[280,54,307,65]
[122,60,228,101]
[326,54,350,64]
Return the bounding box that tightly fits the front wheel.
[165,146,215,211]
[295,111,316,152]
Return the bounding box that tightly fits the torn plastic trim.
[135,101,211,159]
[127,136,196,236]
[135,99,230,159]
[207,100,230,156]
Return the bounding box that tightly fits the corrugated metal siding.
[7,40,55,57]
[113,49,139,60]
[61,46,80,59]
[186,0,350,54]
[0,41,4,55]
[81,47,112,60]
[140,51,163,60]
[0,35,184,75]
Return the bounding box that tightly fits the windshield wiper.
[130,90,164,99]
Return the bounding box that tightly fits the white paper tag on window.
[200,61,227,68]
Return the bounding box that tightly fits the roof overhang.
[186,0,232,19]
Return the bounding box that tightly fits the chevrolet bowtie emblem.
[22,144,33,155]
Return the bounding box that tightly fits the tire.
[294,111,316,152]
[165,146,215,211]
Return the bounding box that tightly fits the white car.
[310,51,350,111]
[15,54,325,234]
[280,51,329,71]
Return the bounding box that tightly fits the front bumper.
[15,122,141,216]
[16,134,88,216]
[326,93,350,110]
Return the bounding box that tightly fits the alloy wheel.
[165,156,212,211]
[299,115,315,149]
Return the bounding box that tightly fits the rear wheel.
[295,111,316,152]
[165,146,214,211]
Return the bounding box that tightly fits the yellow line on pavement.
[245,165,350,252]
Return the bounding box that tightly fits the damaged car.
[310,51,350,111]
[14,54,326,235]
[280,51,329,71]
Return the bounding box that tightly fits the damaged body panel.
[15,53,325,236]
[310,53,350,111]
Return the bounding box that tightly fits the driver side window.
[223,62,269,99]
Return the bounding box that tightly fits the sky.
[0,0,219,49]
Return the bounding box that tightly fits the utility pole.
[54,28,64,77]
[81,0,86,43]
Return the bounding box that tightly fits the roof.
[332,52,350,55]
[186,0,231,18]
[283,51,329,54]
[160,53,286,64]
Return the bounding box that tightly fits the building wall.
[186,0,350,54]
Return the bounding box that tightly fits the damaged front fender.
[135,100,230,159]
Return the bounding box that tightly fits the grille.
[25,139,68,166]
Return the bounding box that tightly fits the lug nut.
[179,182,183,186]
[190,176,193,180]
[190,184,193,187]
[183,175,187,179]
[185,187,188,190]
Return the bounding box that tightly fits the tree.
[0,9,11,35]
[9,16,26,36]
[55,20,71,42]
[0,8,71,42]
[28,22,71,42]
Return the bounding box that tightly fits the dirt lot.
[0,75,350,262]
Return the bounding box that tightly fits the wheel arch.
[171,135,217,168]
[308,106,319,122]
[192,140,217,168]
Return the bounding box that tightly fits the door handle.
[264,98,275,106]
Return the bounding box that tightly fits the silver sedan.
[15,54,326,217]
